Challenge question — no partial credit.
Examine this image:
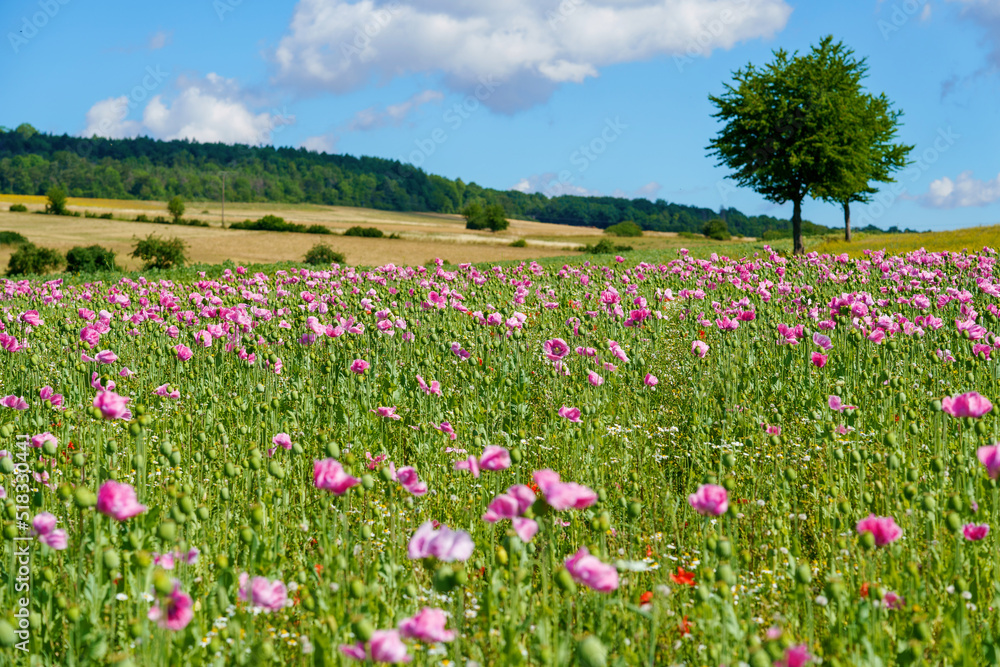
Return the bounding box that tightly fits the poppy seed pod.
[577,636,608,667]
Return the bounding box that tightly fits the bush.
[8,204,27,213]
[677,231,702,239]
[510,239,527,248]
[0,231,28,246]
[131,234,187,270]
[583,239,632,254]
[304,243,345,265]
[305,224,332,235]
[44,187,68,216]
[230,215,329,234]
[167,196,185,224]
[604,221,643,237]
[99,212,113,219]
[66,245,118,273]
[344,226,384,238]
[702,218,731,240]
[6,243,63,276]
[464,203,509,232]
[135,214,150,222]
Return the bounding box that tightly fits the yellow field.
[809,226,1000,257]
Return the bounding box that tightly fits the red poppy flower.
[640,591,653,605]
[860,582,869,598]
[645,545,653,559]
[670,567,696,586]
[679,616,691,635]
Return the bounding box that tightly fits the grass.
[810,226,1000,257]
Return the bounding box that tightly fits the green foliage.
[510,238,528,248]
[303,243,345,265]
[8,203,27,212]
[604,221,643,237]
[708,36,905,253]
[0,230,28,246]
[583,239,632,254]
[167,196,185,223]
[66,245,118,273]
[6,242,63,275]
[344,226,384,238]
[230,215,331,235]
[0,129,825,237]
[703,218,731,240]
[465,202,508,232]
[130,234,187,270]
[44,187,68,216]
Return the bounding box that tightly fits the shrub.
[305,224,332,235]
[304,243,345,265]
[0,231,28,246]
[6,243,63,276]
[135,214,150,222]
[66,245,118,273]
[344,226,384,238]
[583,239,632,254]
[152,216,169,224]
[130,234,188,270]
[44,187,68,216]
[702,218,731,241]
[99,212,113,219]
[677,231,702,239]
[8,204,27,213]
[510,239,527,248]
[167,196,185,224]
[604,221,643,237]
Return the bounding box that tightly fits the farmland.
[0,244,997,666]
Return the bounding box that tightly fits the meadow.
[0,227,999,665]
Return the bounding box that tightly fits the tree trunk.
[843,201,851,242]
[792,197,804,255]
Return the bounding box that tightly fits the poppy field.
[1,246,1000,666]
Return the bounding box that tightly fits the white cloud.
[82,74,294,145]
[512,172,602,197]
[83,96,143,139]
[920,170,1000,208]
[148,30,172,50]
[272,0,793,111]
[612,181,663,199]
[347,89,444,131]
[302,134,338,153]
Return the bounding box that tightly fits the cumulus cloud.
[512,172,602,197]
[82,74,294,145]
[347,89,444,131]
[302,134,338,153]
[920,170,1000,208]
[272,0,793,111]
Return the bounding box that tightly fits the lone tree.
[464,202,509,232]
[708,36,910,253]
[167,196,185,224]
[45,187,68,216]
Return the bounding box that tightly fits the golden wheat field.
[808,226,1000,257]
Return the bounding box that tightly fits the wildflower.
[942,391,993,419]
[350,359,369,375]
[776,645,812,667]
[173,344,193,361]
[148,580,194,631]
[396,467,428,496]
[564,547,618,592]
[96,480,147,521]
[478,445,511,472]
[691,340,709,358]
[340,630,411,663]
[856,514,902,546]
[313,459,360,494]
[811,352,828,368]
[976,445,1000,478]
[542,338,570,361]
[963,523,989,541]
[272,433,292,450]
[534,469,597,511]
[32,512,67,550]
[30,433,56,449]
[644,373,658,387]
[93,391,130,420]
[688,484,728,516]
[587,371,604,387]
[827,395,856,412]
[238,573,288,612]
[407,522,474,562]
[558,406,582,423]
[398,607,455,643]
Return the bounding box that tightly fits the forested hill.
[0,124,827,237]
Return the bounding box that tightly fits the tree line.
[0,124,835,238]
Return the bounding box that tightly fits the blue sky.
[2,0,999,231]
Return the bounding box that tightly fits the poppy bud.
[495,546,508,566]
[349,579,366,599]
[361,525,372,540]
[577,636,607,667]
[555,567,577,594]
[103,549,120,570]
[352,617,374,642]
[325,442,341,458]
[74,486,97,508]
[945,512,962,533]
[361,474,374,490]
[72,453,86,468]
[794,564,812,584]
[510,447,523,464]
[0,620,15,648]
[153,570,174,595]
[239,526,255,545]
[267,461,285,479]
[859,531,876,550]
[722,453,736,468]
[627,501,642,519]
[716,539,732,559]
[135,550,152,568]
[716,563,736,587]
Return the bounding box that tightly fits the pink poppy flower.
[373,406,401,420]
[558,406,582,423]
[534,469,597,511]
[437,421,457,440]
[883,591,905,610]
[95,350,118,364]
[454,455,480,478]
[688,484,728,516]
[239,574,287,612]
[827,395,856,412]
[96,480,147,521]
[32,512,68,550]
[856,514,902,546]
[942,392,993,418]
[340,630,411,664]
[564,547,619,592]
[811,352,828,368]
[313,459,360,495]
[691,340,709,358]
[94,391,130,420]
[543,338,570,361]
[407,521,474,562]
[587,371,604,387]
[812,332,833,350]
[148,581,194,631]
[272,433,292,450]
[644,373,658,387]
[963,523,990,541]
[39,386,62,407]
[1,395,28,411]
[119,367,134,377]
[416,375,441,396]
[173,344,193,361]
[396,466,428,496]
[398,607,455,643]
[19,310,42,326]
[350,359,369,375]
[30,433,56,449]
[977,445,1000,479]
[479,445,511,472]
[776,645,811,667]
